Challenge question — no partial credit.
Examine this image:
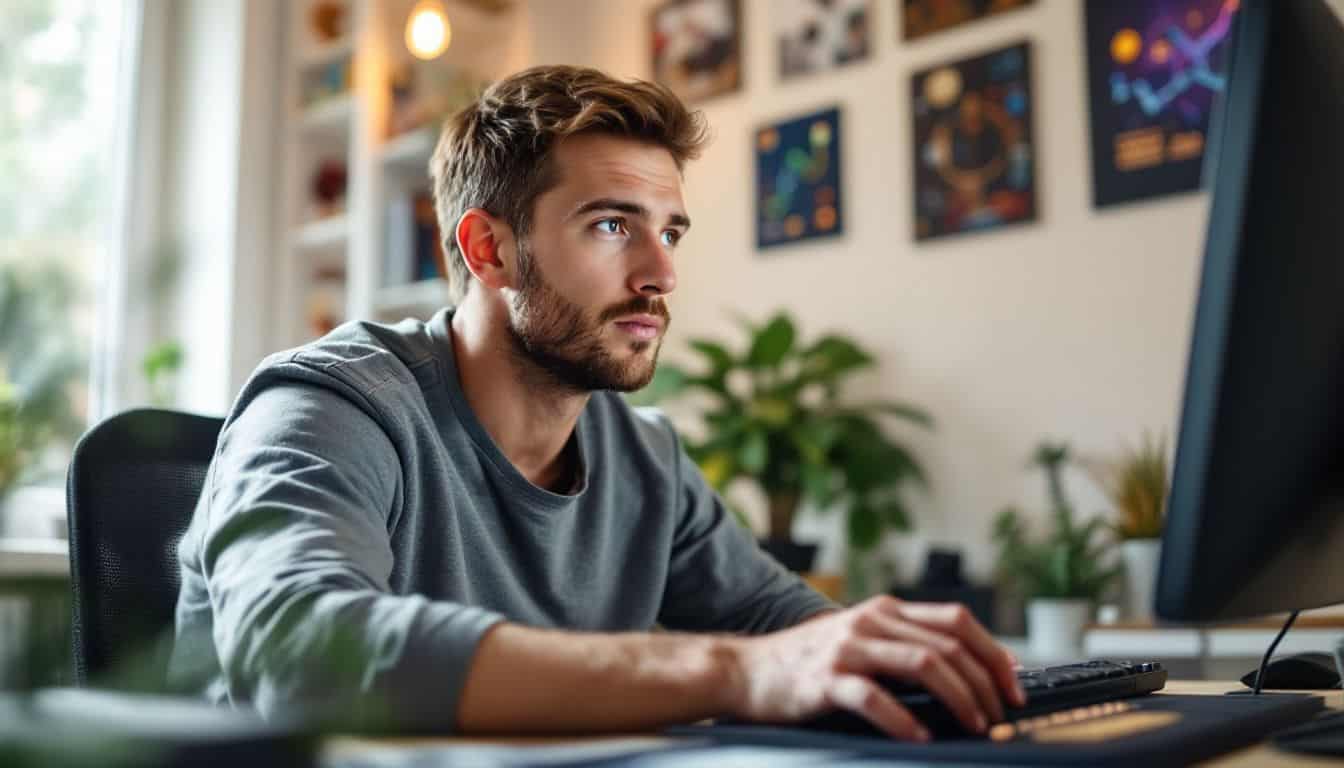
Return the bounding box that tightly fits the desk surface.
[328,681,1344,766]
[1163,682,1341,766]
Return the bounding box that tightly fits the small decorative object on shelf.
[311,159,348,218]
[306,263,347,339]
[309,0,348,43]
[306,293,340,338]
[301,54,352,108]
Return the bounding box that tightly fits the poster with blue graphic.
[911,42,1036,242]
[755,107,843,250]
[1085,0,1239,208]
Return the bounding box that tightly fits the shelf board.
[381,130,436,174]
[299,94,354,136]
[375,279,449,313]
[299,37,353,69]
[293,214,349,251]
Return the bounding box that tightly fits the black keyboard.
[804,659,1168,740]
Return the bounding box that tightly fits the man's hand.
[728,596,1026,741]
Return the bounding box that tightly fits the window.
[0,0,137,538]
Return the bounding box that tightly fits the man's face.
[504,133,689,393]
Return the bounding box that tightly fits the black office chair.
[66,408,223,689]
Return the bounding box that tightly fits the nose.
[628,230,677,297]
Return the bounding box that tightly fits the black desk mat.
[665,693,1324,767]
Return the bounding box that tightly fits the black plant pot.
[758,537,819,573]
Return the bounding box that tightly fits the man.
[171,65,1024,741]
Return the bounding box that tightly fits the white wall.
[523,0,1233,580]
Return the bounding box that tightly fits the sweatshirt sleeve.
[192,382,502,731]
[656,433,838,635]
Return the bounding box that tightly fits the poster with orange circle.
[1085,0,1240,207]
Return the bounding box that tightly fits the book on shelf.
[412,189,447,282]
[384,186,446,288]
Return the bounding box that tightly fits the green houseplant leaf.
[688,339,734,375]
[747,313,796,368]
[627,362,690,406]
[801,335,873,384]
[629,309,934,569]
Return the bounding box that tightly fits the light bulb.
[406,0,450,60]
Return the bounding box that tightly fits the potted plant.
[993,442,1120,660]
[634,310,933,580]
[1089,432,1169,620]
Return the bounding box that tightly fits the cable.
[1252,610,1300,695]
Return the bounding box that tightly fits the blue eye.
[661,230,681,247]
[594,218,623,235]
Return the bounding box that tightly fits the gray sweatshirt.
[169,309,833,731]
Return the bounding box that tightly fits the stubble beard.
[505,243,670,394]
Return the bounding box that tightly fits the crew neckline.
[426,308,590,510]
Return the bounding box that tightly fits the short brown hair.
[429,65,708,302]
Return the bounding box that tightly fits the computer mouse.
[1241,652,1342,690]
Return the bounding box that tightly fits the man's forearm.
[456,623,745,733]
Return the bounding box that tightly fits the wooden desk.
[328,681,1343,765]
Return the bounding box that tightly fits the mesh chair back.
[66,408,222,687]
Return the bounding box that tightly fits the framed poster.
[1085,0,1239,207]
[902,0,1033,41]
[651,0,743,103]
[756,107,844,250]
[911,42,1036,241]
[776,0,872,81]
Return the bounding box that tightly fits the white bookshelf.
[275,0,528,349]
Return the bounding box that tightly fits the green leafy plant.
[0,261,86,499]
[0,379,26,495]
[993,442,1121,600]
[142,340,183,407]
[634,310,933,554]
[1089,432,1169,540]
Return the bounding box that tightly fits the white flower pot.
[1121,538,1163,620]
[1027,598,1092,662]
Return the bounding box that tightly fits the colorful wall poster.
[756,107,844,250]
[776,0,872,81]
[1085,0,1239,207]
[911,42,1036,241]
[652,0,743,103]
[902,0,1033,41]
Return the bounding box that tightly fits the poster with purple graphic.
[1084,0,1239,208]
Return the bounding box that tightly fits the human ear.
[455,208,516,291]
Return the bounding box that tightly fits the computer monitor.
[1156,0,1344,623]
